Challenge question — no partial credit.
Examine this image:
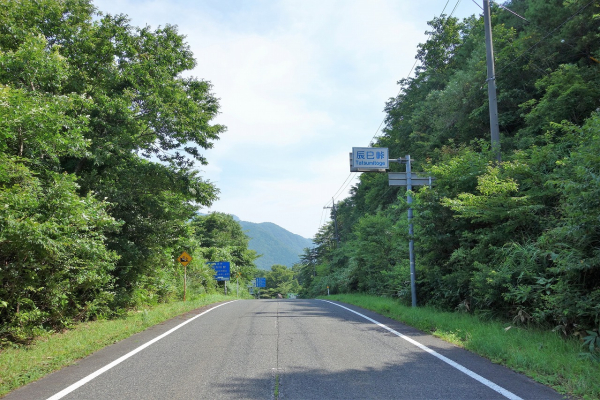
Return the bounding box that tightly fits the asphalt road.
[6,299,565,400]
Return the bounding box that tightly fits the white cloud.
[93,0,481,237]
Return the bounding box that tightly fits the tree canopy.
[0,0,256,344]
[296,0,600,342]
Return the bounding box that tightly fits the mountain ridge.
[198,213,312,269]
[238,220,313,270]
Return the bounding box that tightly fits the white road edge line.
[46,300,238,400]
[321,300,523,400]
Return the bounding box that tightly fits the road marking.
[47,300,238,400]
[321,300,523,400]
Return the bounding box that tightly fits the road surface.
[6,299,564,399]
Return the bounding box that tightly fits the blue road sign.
[255,277,266,288]
[207,261,230,281]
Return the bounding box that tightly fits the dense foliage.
[0,0,258,344]
[260,264,301,298]
[297,0,600,345]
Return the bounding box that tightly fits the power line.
[371,1,463,147]
[369,118,387,145]
[370,59,418,145]
[449,0,462,18]
[328,69,408,208]
[496,0,596,76]
[318,0,476,231]
[492,1,529,23]
[440,0,451,15]
[358,1,467,150]
[371,0,465,148]
[329,172,354,204]
[337,175,358,200]
[317,206,326,232]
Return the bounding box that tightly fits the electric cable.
[495,0,596,76]
[329,172,355,205]
[317,0,480,231]
[440,0,451,15]
[449,0,462,18]
[471,0,483,12]
[336,174,358,201]
[370,58,418,144]
[492,0,529,23]
[370,0,462,146]
[317,206,326,232]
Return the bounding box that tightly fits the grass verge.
[0,294,236,397]
[324,293,599,400]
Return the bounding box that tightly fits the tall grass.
[0,294,235,396]
[325,293,600,399]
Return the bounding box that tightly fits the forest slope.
[295,0,600,354]
[239,220,313,269]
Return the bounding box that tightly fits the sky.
[94,0,483,239]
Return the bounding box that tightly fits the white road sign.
[351,147,389,171]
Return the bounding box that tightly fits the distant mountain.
[196,212,313,270]
[238,220,313,270]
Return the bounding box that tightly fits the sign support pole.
[177,252,192,302]
[351,150,432,307]
[406,155,417,307]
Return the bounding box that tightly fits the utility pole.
[323,198,340,244]
[405,155,417,307]
[483,0,501,163]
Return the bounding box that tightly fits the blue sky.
[94,0,483,238]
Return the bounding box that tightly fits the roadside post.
[350,149,434,307]
[177,251,192,301]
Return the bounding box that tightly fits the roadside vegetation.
[0,0,262,346]
[325,294,600,399]
[293,1,600,398]
[256,264,302,299]
[2,0,600,397]
[294,0,600,376]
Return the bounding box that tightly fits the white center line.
[321,300,523,400]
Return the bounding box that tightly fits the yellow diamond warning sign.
[177,251,192,266]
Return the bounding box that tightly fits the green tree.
[191,213,259,283]
[307,0,600,335]
[0,0,227,342]
[0,156,120,343]
[1,0,225,305]
[266,265,300,298]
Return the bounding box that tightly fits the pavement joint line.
[320,300,523,400]
[45,300,239,400]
